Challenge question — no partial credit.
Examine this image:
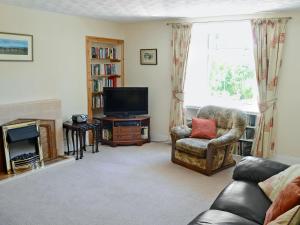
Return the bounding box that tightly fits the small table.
[63,120,101,160]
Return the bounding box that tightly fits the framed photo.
[140,49,157,65]
[0,32,33,61]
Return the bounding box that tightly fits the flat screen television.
[103,87,148,117]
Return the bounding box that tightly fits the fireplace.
[1,120,44,174]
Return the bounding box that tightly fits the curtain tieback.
[259,98,277,113]
[172,91,184,102]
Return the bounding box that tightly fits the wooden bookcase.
[85,36,124,119]
[238,112,258,156]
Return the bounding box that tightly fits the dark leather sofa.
[188,156,289,225]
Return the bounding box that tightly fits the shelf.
[92,108,103,112]
[239,139,253,143]
[91,58,121,63]
[92,92,102,95]
[90,75,121,80]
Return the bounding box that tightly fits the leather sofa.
[188,156,289,225]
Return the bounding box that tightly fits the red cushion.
[264,176,300,225]
[190,118,217,139]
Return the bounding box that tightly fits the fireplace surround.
[0,99,64,177]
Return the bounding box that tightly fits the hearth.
[1,120,44,174]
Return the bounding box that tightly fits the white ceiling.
[1,0,300,22]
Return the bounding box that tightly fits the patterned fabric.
[196,105,246,139]
[174,149,225,171]
[169,23,192,130]
[176,138,209,158]
[170,125,192,140]
[264,176,300,225]
[258,165,300,202]
[251,18,289,158]
[171,105,246,174]
[267,205,300,225]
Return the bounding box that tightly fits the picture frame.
[0,32,33,61]
[140,49,157,65]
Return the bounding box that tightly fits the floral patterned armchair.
[170,105,246,176]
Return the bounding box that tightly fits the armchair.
[170,105,247,176]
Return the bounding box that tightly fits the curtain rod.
[166,16,292,25]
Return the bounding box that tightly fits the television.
[103,87,148,117]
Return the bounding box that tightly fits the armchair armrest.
[208,129,240,148]
[170,125,192,140]
[232,156,289,183]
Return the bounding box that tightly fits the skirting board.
[151,133,170,143]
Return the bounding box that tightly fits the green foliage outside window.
[209,62,255,100]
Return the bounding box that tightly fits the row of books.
[92,78,116,92]
[246,114,257,127]
[238,142,252,156]
[91,64,117,76]
[91,47,117,59]
[240,128,255,140]
[92,95,103,109]
[102,129,112,141]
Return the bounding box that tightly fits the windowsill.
[184,105,259,114]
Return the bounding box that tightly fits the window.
[185,21,258,112]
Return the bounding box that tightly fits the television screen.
[103,87,148,117]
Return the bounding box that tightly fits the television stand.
[95,116,150,147]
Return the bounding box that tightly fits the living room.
[0,1,299,225]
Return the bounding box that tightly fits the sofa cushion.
[267,205,300,225]
[258,164,300,202]
[188,209,260,225]
[264,176,300,225]
[176,138,209,158]
[233,156,289,183]
[211,181,271,224]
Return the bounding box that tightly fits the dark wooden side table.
[63,120,101,160]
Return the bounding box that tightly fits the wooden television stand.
[96,116,150,147]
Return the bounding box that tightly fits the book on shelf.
[92,95,103,109]
[102,129,112,140]
[91,47,117,60]
[246,114,257,127]
[92,78,116,92]
[91,63,117,76]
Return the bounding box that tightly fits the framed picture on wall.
[140,49,157,65]
[0,32,33,61]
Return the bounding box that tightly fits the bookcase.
[85,36,124,119]
[238,112,258,156]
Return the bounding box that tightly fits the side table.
[63,120,101,160]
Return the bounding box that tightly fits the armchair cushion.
[190,118,217,139]
[170,125,192,140]
[176,138,209,158]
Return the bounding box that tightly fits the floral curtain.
[251,18,288,158]
[169,23,192,130]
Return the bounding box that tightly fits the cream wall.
[0,4,125,120]
[124,21,172,141]
[124,12,300,162]
[275,11,300,162]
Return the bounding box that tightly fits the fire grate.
[11,153,42,174]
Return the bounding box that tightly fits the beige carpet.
[0,142,234,225]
